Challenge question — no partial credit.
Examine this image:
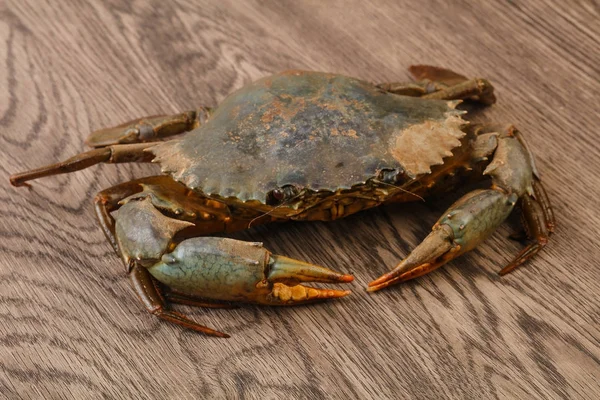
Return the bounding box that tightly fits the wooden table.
[1,1,598,398]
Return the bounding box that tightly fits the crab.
[10,65,554,337]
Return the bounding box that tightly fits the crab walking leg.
[410,65,496,104]
[376,81,431,97]
[499,186,552,275]
[378,65,496,105]
[9,143,153,187]
[378,65,471,96]
[532,176,556,233]
[368,126,554,291]
[130,264,230,337]
[10,109,212,185]
[162,290,237,309]
[523,131,556,231]
[408,65,471,86]
[421,78,496,105]
[86,107,212,148]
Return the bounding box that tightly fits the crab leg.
[408,65,470,86]
[368,126,553,291]
[410,65,496,104]
[130,264,230,337]
[86,108,212,148]
[10,107,214,186]
[368,189,515,291]
[499,183,552,275]
[530,173,556,233]
[378,65,496,105]
[9,143,153,187]
[162,290,237,309]
[378,65,470,95]
[421,78,496,105]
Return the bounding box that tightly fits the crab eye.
[272,189,284,201]
[267,186,302,206]
[267,188,285,205]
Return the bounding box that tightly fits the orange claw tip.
[368,273,392,287]
[366,283,388,293]
[305,287,352,300]
[366,273,404,292]
[327,289,352,298]
[339,274,355,283]
[271,283,352,303]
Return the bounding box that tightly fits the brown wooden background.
[1,1,599,399]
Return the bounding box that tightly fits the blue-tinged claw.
[368,189,515,292]
[147,237,352,305]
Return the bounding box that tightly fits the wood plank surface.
[1,1,599,398]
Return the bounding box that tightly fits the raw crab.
[10,66,554,337]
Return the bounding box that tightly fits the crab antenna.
[373,180,425,202]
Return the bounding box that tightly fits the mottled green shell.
[152,71,466,203]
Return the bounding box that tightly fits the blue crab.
[10,66,554,337]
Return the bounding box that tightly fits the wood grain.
[1,0,599,398]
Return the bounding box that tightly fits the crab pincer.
[368,190,515,291]
[111,194,352,337]
[149,237,353,306]
[369,128,553,291]
[129,237,351,337]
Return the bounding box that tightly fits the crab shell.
[151,70,466,207]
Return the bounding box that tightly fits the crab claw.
[147,237,353,306]
[267,254,353,285]
[266,255,353,303]
[368,189,515,292]
[367,225,457,292]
